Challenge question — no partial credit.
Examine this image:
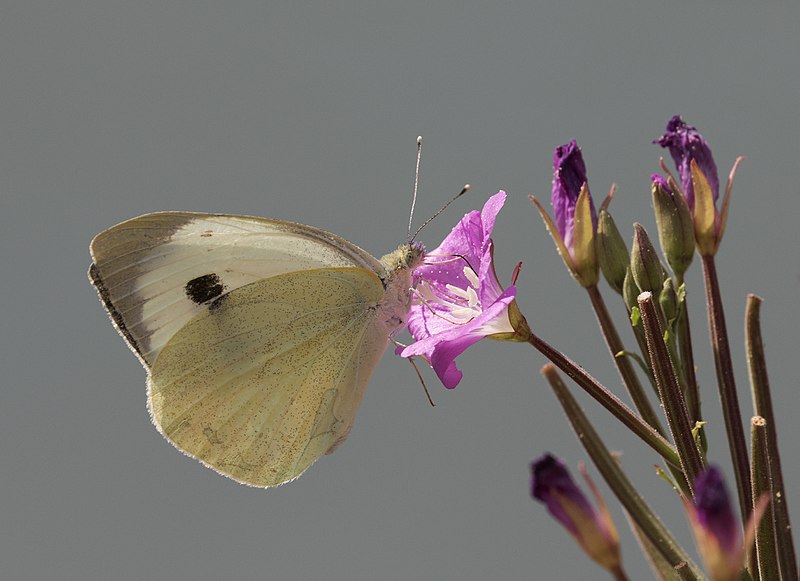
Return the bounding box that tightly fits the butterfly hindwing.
[147,267,388,487]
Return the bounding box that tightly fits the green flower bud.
[630,224,667,294]
[651,175,694,277]
[622,267,639,313]
[659,277,679,323]
[596,209,629,295]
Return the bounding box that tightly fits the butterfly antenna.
[406,136,424,241]
[411,183,470,242]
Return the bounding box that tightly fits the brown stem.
[746,295,798,580]
[586,284,665,435]
[751,416,777,581]
[541,365,703,579]
[638,292,705,493]
[701,254,752,522]
[527,333,681,470]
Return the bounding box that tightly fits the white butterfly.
[89,212,425,487]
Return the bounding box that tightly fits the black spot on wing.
[185,273,225,305]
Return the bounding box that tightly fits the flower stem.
[751,416,778,581]
[701,254,752,521]
[541,365,703,580]
[675,274,701,427]
[745,295,797,580]
[527,333,681,471]
[609,564,630,581]
[586,284,665,436]
[637,292,705,494]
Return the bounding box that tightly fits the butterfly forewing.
[89,213,383,365]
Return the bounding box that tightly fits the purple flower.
[686,466,769,580]
[694,466,739,554]
[531,454,621,570]
[654,115,720,208]
[651,173,672,194]
[552,140,597,255]
[399,191,519,389]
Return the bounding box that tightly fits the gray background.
[3,1,799,579]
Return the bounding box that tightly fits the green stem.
[751,416,777,581]
[541,365,703,580]
[745,295,797,581]
[628,309,660,398]
[638,292,705,493]
[675,273,701,426]
[701,254,752,521]
[527,333,681,471]
[586,284,665,436]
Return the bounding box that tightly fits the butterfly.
[89,212,426,487]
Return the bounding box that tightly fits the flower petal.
[401,287,516,388]
[654,115,719,208]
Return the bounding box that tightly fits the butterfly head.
[379,241,426,276]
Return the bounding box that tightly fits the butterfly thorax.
[377,242,426,335]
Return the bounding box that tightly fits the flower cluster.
[401,116,792,580]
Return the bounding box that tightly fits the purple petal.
[650,173,672,194]
[531,453,596,537]
[552,141,597,253]
[694,466,739,553]
[401,287,516,389]
[400,191,513,389]
[412,191,506,300]
[654,115,719,208]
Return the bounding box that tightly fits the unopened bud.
[596,209,629,295]
[651,174,694,277]
[631,224,666,294]
[659,278,679,322]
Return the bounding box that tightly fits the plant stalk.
[586,284,665,436]
[751,416,777,581]
[527,333,682,472]
[542,365,703,580]
[701,254,752,521]
[675,274,701,425]
[745,295,797,580]
[637,292,705,493]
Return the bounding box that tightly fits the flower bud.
[630,224,666,294]
[552,141,597,252]
[542,140,599,287]
[654,115,719,209]
[651,174,694,277]
[596,209,629,295]
[622,267,639,313]
[655,115,741,257]
[685,466,770,581]
[531,454,622,572]
[659,277,679,323]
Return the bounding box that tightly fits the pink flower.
[399,191,520,389]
